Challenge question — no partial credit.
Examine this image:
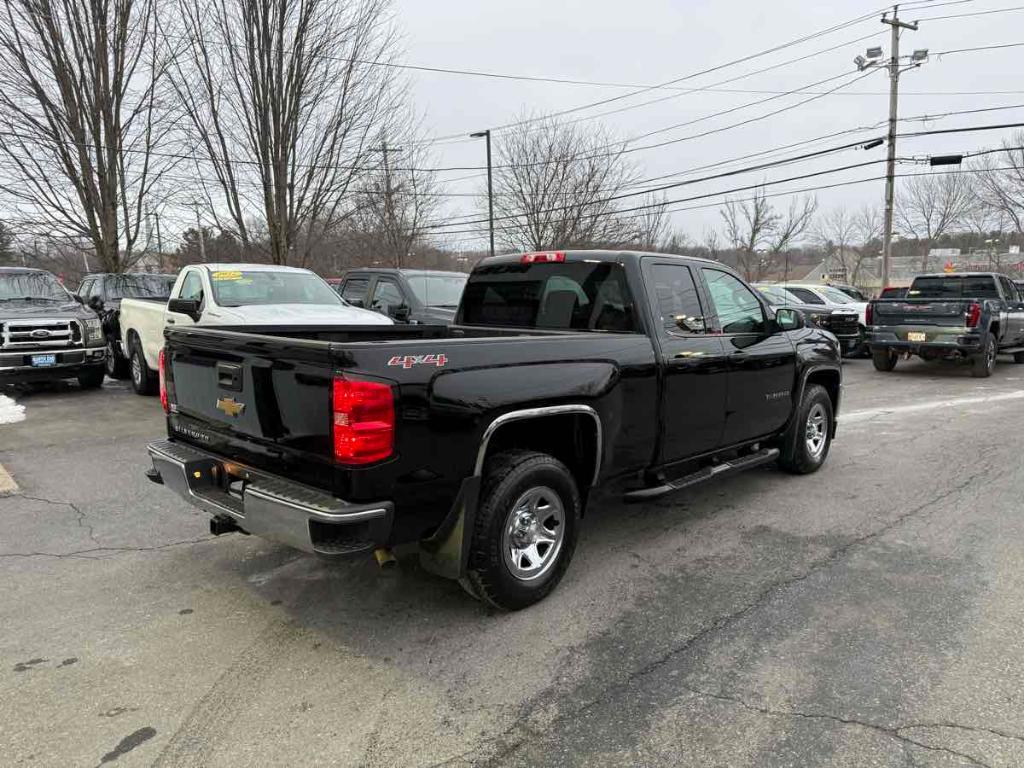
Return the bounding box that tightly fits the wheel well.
[480,412,600,498]
[126,329,140,351]
[805,369,840,414]
[990,321,1000,338]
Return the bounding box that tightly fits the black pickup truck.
[867,272,1024,377]
[146,250,842,609]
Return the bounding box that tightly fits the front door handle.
[166,319,176,325]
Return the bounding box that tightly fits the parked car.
[0,267,106,388]
[147,249,841,610]
[754,284,861,356]
[1013,279,1024,298]
[879,286,908,299]
[829,283,869,302]
[119,264,391,396]
[336,268,469,324]
[774,282,869,355]
[867,272,1024,377]
[77,272,176,379]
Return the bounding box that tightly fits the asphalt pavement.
[2,356,1024,768]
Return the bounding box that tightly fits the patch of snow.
[0,394,26,425]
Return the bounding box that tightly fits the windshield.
[820,286,854,304]
[755,285,793,305]
[0,271,69,301]
[405,273,467,308]
[106,274,176,300]
[209,269,344,307]
[908,275,1001,299]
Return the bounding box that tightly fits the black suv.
[337,268,468,324]
[77,272,176,378]
[0,267,107,388]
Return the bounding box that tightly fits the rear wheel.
[872,349,898,372]
[130,342,157,395]
[77,367,105,390]
[971,336,996,378]
[105,341,129,379]
[464,450,580,611]
[778,383,834,475]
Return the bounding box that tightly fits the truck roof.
[343,267,468,277]
[0,266,49,275]
[474,249,720,269]
[912,272,1004,279]
[198,263,312,273]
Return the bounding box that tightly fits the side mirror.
[390,304,411,323]
[168,298,201,321]
[87,295,104,312]
[775,307,805,331]
[674,315,706,333]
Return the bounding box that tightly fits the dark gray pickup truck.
[866,272,1024,377]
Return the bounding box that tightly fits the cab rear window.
[908,276,1000,299]
[460,261,637,332]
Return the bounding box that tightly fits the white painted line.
[0,394,25,425]
[0,463,18,496]
[841,390,1024,424]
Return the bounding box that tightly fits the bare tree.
[349,138,440,268]
[850,204,883,284]
[720,187,816,281]
[168,0,404,265]
[486,115,644,251]
[972,134,1024,235]
[895,170,974,269]
[0,0,172,272]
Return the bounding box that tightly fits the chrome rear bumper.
[147,439,392,557]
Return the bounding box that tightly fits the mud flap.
[418,476,481,581]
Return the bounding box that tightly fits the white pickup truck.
[120,263,391,395]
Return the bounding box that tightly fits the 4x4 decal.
[387,353,448,369]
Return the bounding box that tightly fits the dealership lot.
[3,359,1024,767]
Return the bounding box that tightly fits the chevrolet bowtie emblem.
[216,397,245,418]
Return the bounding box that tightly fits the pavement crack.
[898,721,1024,745]
[0,536,213,562]
[20,494,101,546]
[676,682,995,768]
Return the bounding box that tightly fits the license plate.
[31,354,57,367]
[907,332,926,342]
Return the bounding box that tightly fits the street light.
[470,129,495,258]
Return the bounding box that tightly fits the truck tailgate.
[872,300,971,326]
[165,327,337,483]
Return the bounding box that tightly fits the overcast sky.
[394,0,1024,250]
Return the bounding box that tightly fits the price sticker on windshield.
[211,270,243,281]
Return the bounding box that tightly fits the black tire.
[77,367,105,390]
[971,335,996,378]
[1014,350,1024,364]
[130,342,157,395]
[464,450,580,611]
[872,348,898,372]
[105,341,130,379]
[777,383,833,475]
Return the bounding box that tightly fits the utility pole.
[880,6,919,290]
[195,205,206,263]
[470,130,495,258]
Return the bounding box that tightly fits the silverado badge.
[216,397,246,418]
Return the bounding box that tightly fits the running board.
[622,447,781,503]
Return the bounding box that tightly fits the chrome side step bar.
[622,447,781,503]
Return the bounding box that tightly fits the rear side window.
[342,277,370,304]
[787,287,826,305]
[649,263,704,335]
[460,261,637,332]
[909,276,1000,299]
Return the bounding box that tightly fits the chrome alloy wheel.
[502,486,565,581]
[131,352,142,387]
[805,402,828,459]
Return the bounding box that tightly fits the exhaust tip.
[374,548,398,570]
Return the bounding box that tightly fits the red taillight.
[966,302,981,328]
[521,251,565,264]
[158,348,169,414]
[865,303,873,326]
[332,376,394,465]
